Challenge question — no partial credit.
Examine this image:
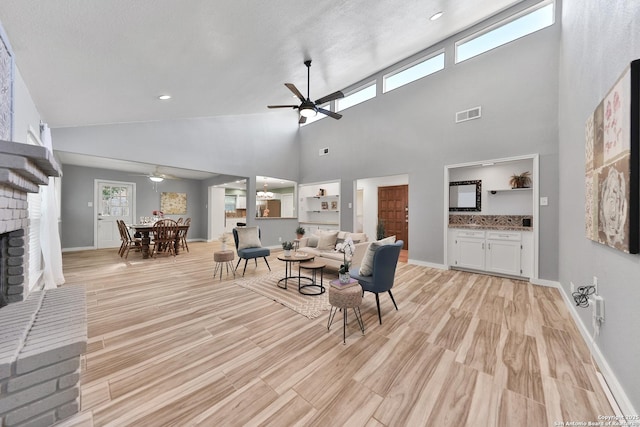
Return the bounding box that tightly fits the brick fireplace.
[0,139,87,426]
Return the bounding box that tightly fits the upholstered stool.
[327,279,365,344]
[213,250,235,280]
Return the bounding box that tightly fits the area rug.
[235,272,333,319]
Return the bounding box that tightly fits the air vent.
[319,147,329,156]
[455,106,482,123]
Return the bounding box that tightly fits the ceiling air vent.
[319,147,329,156]
[455,106,482,123]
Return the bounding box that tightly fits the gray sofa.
[296,230,369,271]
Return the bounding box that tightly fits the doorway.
[378,185,409,249]
[95,180,136,249]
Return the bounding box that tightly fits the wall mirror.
[255,176,297,218]
[449,180,481,211]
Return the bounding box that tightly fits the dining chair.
[116,220,127,257]
[151,219,179,257]
[178,217,191,252]
[117,220,141,259]
[176,217,184,225]
[350,240,403,324]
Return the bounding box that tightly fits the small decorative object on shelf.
[336,237,355,284]
[321,201,329,210]
[331,201,338,210]
[282,241,294,257]
[509,171,531,189]
[295,226,305,239]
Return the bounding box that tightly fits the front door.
[96,180,136,249]
[378,184,408,249]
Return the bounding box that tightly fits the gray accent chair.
[350,240,403,324]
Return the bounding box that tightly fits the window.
[384,52,445,93]
[455,1,555,63]
[336,82,376,112]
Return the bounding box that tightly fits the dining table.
[128,223,189,259]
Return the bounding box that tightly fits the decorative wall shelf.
[489,188,532,194]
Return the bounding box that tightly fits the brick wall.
[0,287,87,426]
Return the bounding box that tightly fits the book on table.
[331,279,359,290]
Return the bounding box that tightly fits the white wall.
[559,0,640,413]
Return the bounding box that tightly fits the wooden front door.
[378,185,408,249]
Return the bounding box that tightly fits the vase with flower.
[219,233,229,251]
[282,241,294,257]
[335,237,355,284]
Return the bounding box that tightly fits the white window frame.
[383,50,445,93]
[336,81,377,112]
[455,0,555,64]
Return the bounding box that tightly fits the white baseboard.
[62,246,96,253]
[407,259,447,270]
[530,277,560,288]
[558,283,635,416]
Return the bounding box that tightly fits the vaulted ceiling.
[0,0,524,128]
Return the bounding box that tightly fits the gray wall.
[559,0,640,411]
[297,3,560,279]
[60,164,204,248]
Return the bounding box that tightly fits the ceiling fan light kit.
[268,60,344,123]
[149,176,164,182]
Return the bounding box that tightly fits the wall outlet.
[278,237,282,242]
[593,276,598,294]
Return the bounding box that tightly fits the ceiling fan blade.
[285,83,306,102]
[298,115,307,124]
[268,105,299,109]
[315,90,344,105]
[317,107,342,120]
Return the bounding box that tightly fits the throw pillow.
[316,230,339,251]
[236,227,262,250]
[306,235,319,248]
[358,235,396,276]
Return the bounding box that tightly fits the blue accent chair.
[232,227,271,276]
[350,240,403,324]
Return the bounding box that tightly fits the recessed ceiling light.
[158,94,171,100]
[430,11,443,21]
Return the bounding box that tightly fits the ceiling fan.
[268,60,345,124]
[133,167,179,182]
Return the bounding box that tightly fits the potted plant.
[295,226,306,239]
[376,220,386,240]
[281,241,294,256]
[509,171,532,189]
[335,238,355,283]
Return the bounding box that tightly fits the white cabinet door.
[486,238,521,276]
[236,195,246,209]
[456,237,486,270]
[520,231,533,278]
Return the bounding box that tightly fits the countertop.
[448,224,533,231]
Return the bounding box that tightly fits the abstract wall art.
[585,59,640,254]
[161,192,187,215]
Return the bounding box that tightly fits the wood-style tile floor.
[58,241,614,426]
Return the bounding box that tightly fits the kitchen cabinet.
[449,229,532,278]
[236,195,246,209]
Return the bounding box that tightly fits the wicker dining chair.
[178,217,191,253]
[117,220,141,259]
[151,219,179,257]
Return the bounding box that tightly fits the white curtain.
[39,124,65,288]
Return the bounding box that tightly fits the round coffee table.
[298,260,326,295]
[276,252,315,290]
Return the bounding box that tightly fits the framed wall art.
[585,59,640,254]
[161,192,187,215]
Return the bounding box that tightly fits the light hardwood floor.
[58,241,615,426]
